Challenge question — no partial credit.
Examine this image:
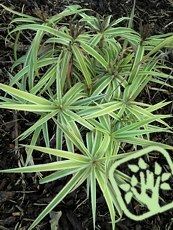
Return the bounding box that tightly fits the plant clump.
[0,4,173,230]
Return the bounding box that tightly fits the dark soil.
[0,0,173,229]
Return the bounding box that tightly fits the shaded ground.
[0,0,173,229]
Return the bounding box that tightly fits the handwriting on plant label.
[109,146,173,221]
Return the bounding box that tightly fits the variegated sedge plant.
[0,4,173,230]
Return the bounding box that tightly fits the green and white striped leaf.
[0,83,51,105]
